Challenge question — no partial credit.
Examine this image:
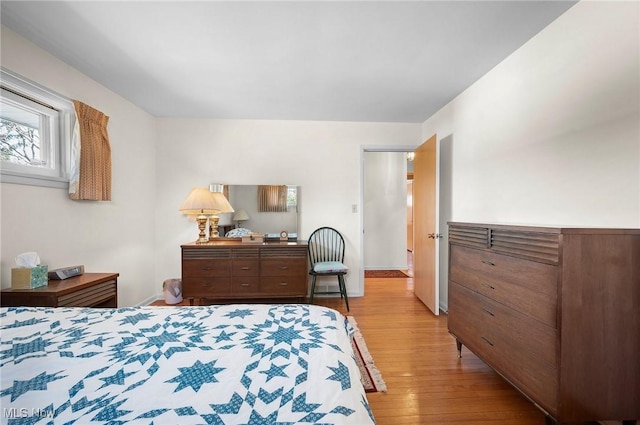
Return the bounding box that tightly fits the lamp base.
[209,215,220,240]
[196,214,209,244]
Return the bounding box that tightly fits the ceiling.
[1,1,577,123]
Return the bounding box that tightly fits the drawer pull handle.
[202,283,211,287]
[481,336,494,347]
[202,267,212,271]
[482,308,495,317]
[241,267,251,270]
[481,260,495,266]
[240,283,250,287]
[279,266,288,270]
[279,282,288,286]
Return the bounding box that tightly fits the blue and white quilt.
[0,304,375,424]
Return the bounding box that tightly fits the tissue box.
[11,265,48,289]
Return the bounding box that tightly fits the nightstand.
[1,273,119,308]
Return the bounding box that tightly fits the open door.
[413,134,439,315]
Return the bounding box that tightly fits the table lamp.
[207,192,234,239]
[179,187,234,243]
[233,209,250,228]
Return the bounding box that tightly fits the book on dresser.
[447,222,639,425]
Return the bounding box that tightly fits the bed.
[0,304,375,424]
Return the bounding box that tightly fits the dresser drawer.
[182,276,231,297]
[182,247,231,260]
[261,259,307,277]
[449,282,557,368]
[260,276,306,296]
[449,285,559,413]
[231,276,260,296]
[232,260,259,276]
[230,247,260,258]
[450,244,558,328]
[183,259,230,277]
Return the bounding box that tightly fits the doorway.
[363,151,411,273]
[360,136,451,315]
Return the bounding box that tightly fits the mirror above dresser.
[211,184,299,239]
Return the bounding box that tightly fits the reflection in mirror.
[210,184,299,238]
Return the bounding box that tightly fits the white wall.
[424,1,639,227]
[422,1,640,309]
[155,119,421,296]
[0,27,158,306]
[363,152,408,270]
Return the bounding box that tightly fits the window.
[0,69,73,188]
[287,185,297,209]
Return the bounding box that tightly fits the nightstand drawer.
[58,279,117,307]
[450,244,557,328]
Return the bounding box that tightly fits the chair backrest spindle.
[308,227,345,266]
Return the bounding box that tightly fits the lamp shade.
[179,187,234,215]
[233,209,249,221]
[209,192,234,213]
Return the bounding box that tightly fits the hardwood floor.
[312,277,546,425]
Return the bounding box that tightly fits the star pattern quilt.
[0,304,376,424]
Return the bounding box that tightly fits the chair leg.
[309,275,317,304]
[339,275,349,312]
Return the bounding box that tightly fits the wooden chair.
[308,227,349,311]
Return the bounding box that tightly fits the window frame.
[0,68,73,189]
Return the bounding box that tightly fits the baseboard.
[137,294,163,306]
[364,266,408,271]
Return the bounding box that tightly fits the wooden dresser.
[447,222,639,425]
[181,241,308,305]
[1,273,119,308]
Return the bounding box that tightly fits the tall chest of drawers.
[447,222,639,424]
[181,241,308,305]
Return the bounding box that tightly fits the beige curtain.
[69,100,112,201]
[258,185,288,212]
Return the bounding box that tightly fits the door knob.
[428,233,444,239]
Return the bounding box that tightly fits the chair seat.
[312,261,348,274]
